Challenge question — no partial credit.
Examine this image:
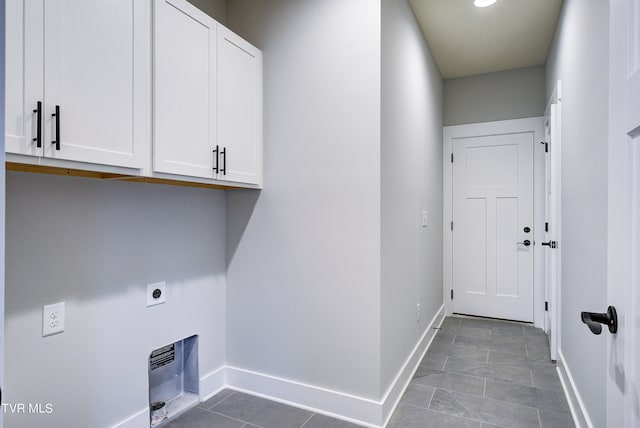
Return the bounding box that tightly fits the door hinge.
[545,222,549,232]
[450,221,454,231]
[450,153,454,163]
[545,301,549,311]
[450,289,454,300]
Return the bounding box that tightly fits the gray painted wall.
[5,174,227,427]
[443,65,546,126]
[381,0,443,393]
[226,0,382,399]
[545,0,609,426]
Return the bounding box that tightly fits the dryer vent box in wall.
[148,335,199,426]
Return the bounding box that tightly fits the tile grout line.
[204,408,256,427]
[537,407,543,428]
[205,390,235,410]
[299,413,314,428]
[427,387,436,409]
[530,369,535,387]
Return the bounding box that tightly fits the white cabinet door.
[5,0,148,168]
[153,0,216,179]
[216,25,262,186]
[43,0,148,168]
[5,0,44,157]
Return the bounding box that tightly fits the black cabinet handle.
[541,241,557,248]
[221,147,227,175]
[51,105,60,151]
[32,101,42,148]
[213,145,219,173]
[581,306,618,335]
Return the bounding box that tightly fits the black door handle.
[516,240,531,247]
[581,306,617,335]
[213,145,219,174]
[33,101,42,148]
[51,105,60,151]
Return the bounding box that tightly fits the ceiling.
[408,0,564,79]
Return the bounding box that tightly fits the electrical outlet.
[43,302,65,337]
[416,303,421,322]
[422,210,428,228]
[147,282,166,307]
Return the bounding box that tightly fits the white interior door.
[543,116,552,333]
[608,0,640,426]
[543,87,561,362]
[452,132,534,322]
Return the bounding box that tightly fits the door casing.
[443,117,546,327]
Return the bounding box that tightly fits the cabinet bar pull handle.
[32,101,42,148]
[51,105,61,151]
[213,145,219,173]
[221,147,227,175]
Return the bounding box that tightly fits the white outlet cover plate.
[43,302,65,337]
[147,282,167,307]
[422,210,429,227]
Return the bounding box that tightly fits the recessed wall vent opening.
[148,335,199,426]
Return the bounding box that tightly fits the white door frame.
[543,82,562,361]
[607,0,639,426]
[443,117,546,327]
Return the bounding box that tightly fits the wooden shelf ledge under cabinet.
[6,162,241,191]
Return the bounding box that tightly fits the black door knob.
[581,306,618,335]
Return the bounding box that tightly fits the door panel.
[453,132,534,322]
[216,25,262,185]
[153,0,216,178]
[43,0,146,168]
[465,197,487,294]
[496,197,518,297]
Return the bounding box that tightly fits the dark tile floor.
[163,316,574,428]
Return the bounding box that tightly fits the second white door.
[452,132,534,322]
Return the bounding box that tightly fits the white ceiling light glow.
[474,0,498,7]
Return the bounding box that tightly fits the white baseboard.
[112,308,446,428]
[556,349,593,428]
[225,366,382,427]
[200,366,226,402]
[226,305,445,428]
[110,407,148,428]
[380,305,445,426]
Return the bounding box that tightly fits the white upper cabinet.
[6,0,262,188]
[153,0,216,179]
[216,26,263,186]
[5,0,149,169]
